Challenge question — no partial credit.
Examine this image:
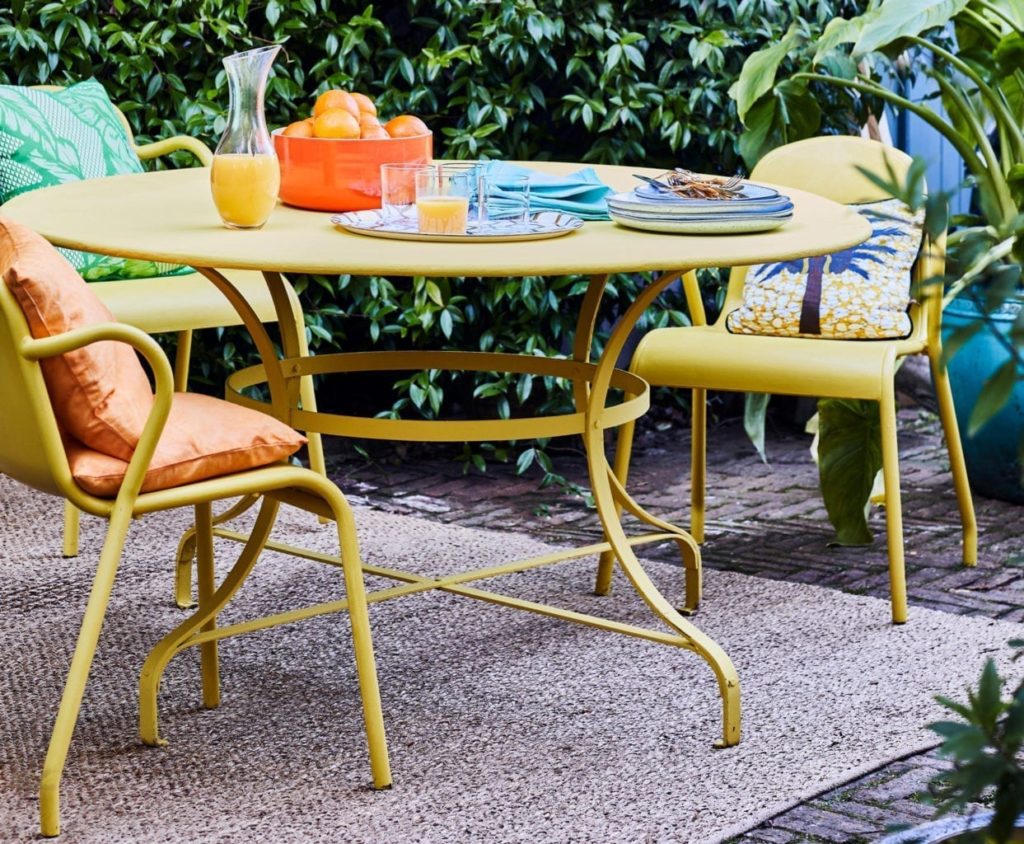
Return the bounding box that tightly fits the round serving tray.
[331,210,584,243]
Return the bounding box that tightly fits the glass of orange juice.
[211,46,281,229]
[415,168,471,235]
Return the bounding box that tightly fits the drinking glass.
[380,163,435,223]
[481,173,531,230]
[437,162,485,224]
[210,46,281,229]
[415,168,471,235]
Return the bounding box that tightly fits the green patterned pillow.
[0,79,191,281]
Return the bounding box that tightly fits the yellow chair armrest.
[135,135,214,167]
[20,322,175,500]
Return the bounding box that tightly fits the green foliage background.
[1,0,864,452]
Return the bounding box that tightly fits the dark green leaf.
[729,24,802,122]
[818,398,883,546]
[968,360,1018,436]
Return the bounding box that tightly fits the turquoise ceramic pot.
[942,293,1024,504]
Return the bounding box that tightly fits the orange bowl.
[273,129,433,212]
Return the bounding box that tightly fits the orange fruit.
[313,90,359,119]
[359,113,381,130]
[312,109,361,139]
[360,124,389,140]
[351,92,377,116]
[282,120,314,138]
[384,114,430,138]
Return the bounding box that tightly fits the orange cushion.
[64,392,306,497]
[0,216,153,460]
[0,216,307,496]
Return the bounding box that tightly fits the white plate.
[331,210,584,242]
[606,207,790,224]
[608,208,792,234]
[608,192,794,217]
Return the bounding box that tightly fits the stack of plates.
[606,181,794,234]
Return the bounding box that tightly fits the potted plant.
[730,0,1024,533]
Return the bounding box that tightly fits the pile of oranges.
[283,90,430,140]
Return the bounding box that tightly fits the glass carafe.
[210,45,281,229]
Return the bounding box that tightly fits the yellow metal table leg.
[584,269,741,747]
[189,265,739,750]
[174,494,261,609]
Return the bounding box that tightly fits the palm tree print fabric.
[726,199,924,339]
[0,80,191,281]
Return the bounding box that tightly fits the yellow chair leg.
[40,506,132,838]
[173,329,192,393]
[314,480,391,788]
[195,502,220,709]
[879,386,908,625]
[594,406,638,596]
[61,501,80,558]
[691,387,707,544]
[930,352,978,566]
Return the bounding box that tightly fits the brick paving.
[323,405,1024,842]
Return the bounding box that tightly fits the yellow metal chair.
[601,136,977,624]
[30,87,326,561]
[0,262,390,838]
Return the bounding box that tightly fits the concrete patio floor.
[322,404,1024,843]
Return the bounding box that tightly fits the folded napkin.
[477,161,613,221]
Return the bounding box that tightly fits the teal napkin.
[477,161,613,220]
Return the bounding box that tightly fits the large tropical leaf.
[812,16,865,64]
[976,0,1024,30]
[729,24,802,123]
[852,0,970,56]
[743,392,770,462]
[994,34,1024,127]
[817,398,883,546]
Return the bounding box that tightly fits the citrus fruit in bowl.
[274,89,433,212]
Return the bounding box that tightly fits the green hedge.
[1,1,864,460]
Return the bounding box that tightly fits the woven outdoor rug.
[0,474,1019,843]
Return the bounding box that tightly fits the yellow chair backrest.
[720,136,937,349]
[0,279,75,499]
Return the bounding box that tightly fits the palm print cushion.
[0,79,191,281]
[726,198,925,340]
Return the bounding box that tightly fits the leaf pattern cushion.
[726,198,924,340]
[0,79,191,282]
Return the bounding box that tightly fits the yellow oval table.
[2,162,869,752]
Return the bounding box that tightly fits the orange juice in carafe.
[211,153,280,229]
[212,46,281,228]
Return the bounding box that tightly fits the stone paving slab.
[323,407,1023,842]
